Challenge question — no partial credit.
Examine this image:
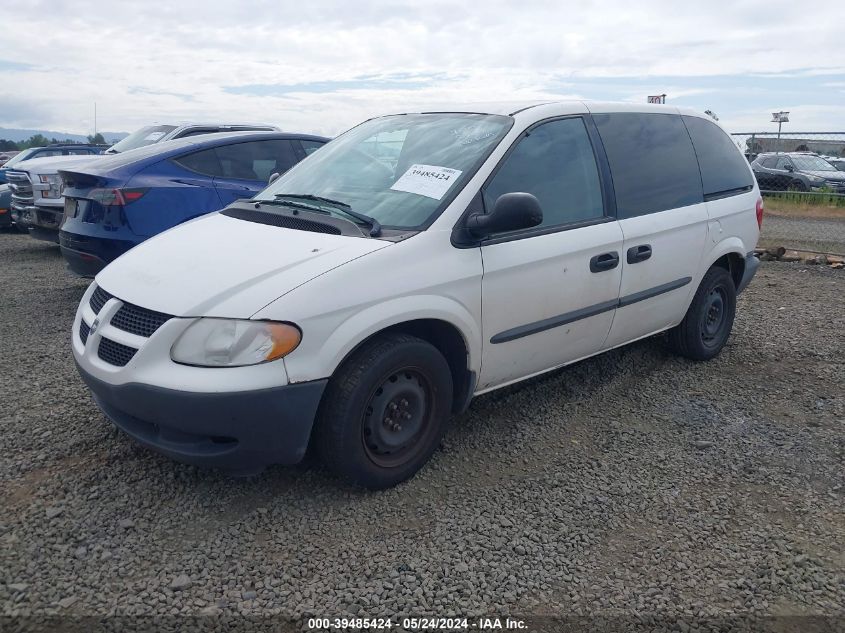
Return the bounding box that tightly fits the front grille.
[111,303,172,338]
[79,320,90,344]
[6,171,33,210]
[222,207,342,235]
[89,285,114,313]
[84,284,172,366]
[98,338,137,367]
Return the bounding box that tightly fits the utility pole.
[94,102,97,138]
[771,111,789,154]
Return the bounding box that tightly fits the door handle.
[589,251,620,273]
[626,244,652,264]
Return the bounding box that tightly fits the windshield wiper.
[274,193,382,237]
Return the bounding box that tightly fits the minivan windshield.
[106,125,178,154]
[255,113,512,230]
[791,155,838,172]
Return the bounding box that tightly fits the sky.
[1,0,844,138]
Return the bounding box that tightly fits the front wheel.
[314,333,453,489]
[668,266,736,361]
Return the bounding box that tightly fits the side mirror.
[268,172,281,185]
[784,164,794,172]
[466,192,543,237]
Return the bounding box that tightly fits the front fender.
[282,295,481,384]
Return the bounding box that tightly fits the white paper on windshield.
[144,131,166,141]
[390,164,463,200]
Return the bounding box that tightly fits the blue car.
[59,131,328,276]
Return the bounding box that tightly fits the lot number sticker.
[390,164,463,200]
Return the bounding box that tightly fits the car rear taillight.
[89,187,148,206]
[755,197,764,229]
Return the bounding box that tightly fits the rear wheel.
[668,266,736,361]
[789,180,808,192]
[314,333,453,489]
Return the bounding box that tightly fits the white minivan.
[72,102,762,489]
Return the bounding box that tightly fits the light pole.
[771,111,789,153]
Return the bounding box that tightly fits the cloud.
[0,0,843,136]
[0,59,36,72]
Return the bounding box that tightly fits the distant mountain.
[0,127,129,143]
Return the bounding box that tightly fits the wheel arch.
[703,238,747,290]
[350,318,476,414]
[284,297,481,414]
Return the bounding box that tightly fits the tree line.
[0,133,107,152]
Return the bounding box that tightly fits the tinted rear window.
[174,140,300,181]
[683,116,753,197]
[593,112,703,218]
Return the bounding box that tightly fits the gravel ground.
[1,232,843,632]
[759,214,845,255]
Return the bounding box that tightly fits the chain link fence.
[730,132,845,203]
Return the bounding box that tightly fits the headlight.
[39,174,62,198]
[170,319,301,367]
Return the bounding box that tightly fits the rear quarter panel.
[123,162,221,237]
[703,190,760,263]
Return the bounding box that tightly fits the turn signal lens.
[755,197,764,229]
[265,323,302,361]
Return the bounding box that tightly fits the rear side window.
[682,116,753,197]
[594,113,702,218]
[175,140,300,181]
[483,117,604,230]
[174,148,222,177]
[215,140,298,181]
[34,150,63,158]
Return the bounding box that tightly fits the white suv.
[72,102,761,489]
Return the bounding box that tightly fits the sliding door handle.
[590,251,620,273]
[627,244,652,264]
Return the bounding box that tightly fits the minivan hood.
[95,212,391,318]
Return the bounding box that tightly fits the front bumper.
[76,360,327,472]
[12,205,60,241]
[736,253,759,294]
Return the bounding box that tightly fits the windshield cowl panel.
[254,113,512,231]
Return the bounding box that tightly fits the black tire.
[314,333,453,489]
[15,222,29,234]
[790,180,808,192]
[668,266,736,361]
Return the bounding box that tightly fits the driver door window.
[775,157,792,170]
[482,117,605,231]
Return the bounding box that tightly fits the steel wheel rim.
[700,286,727,346]
[361,367,433,468]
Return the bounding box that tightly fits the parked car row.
[60,131,326,274]
[4,123,328,273]
[59,102,762,489]
[750,151,845,193]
